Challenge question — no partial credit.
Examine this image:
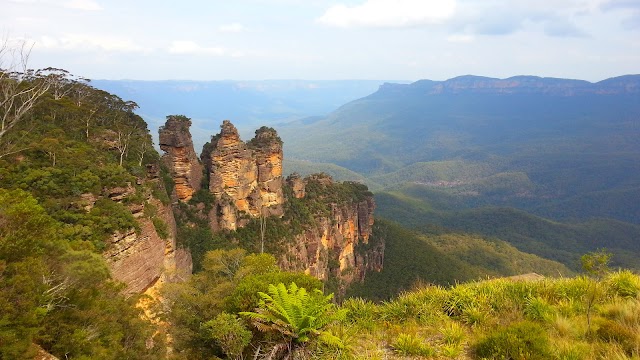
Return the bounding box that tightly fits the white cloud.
[38,34,148,52]
[218,23,247,33]
[8,0,102,9]
[63,0,102,11]
[317,0,457,28]
[168,41,241,57]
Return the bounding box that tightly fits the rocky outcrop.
[159,116,203,202]
[251,127,285,215]
[279,174,382,292]
[105,217,166,294]
[286,173,306,199]
[154,118,383,294]
[204,121,284,231]
[101,176,192,294]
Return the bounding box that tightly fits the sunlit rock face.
[159,116,203,202]
[102,184,191,295]
[155,118,383,295]
[204,120,284,231]
[279,174,382,294]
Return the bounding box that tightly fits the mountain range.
[93,79,397,149]
[280,75,640,222]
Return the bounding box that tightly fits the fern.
[241,282,347,357]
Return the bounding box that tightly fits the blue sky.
[3,0,639,81]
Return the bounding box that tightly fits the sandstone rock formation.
[99,173,191,294]
[286,173,306,199]
[280,174,382,292]
[156,118,383,293]
[203,121,284,230]
[159,116,203,202]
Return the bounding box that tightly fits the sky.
[2,0,640,81]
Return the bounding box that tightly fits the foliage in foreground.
[241,282,347,359]
[162,248,640,360]
[338,270,640,360]
[162,249,323,359]
[0,189,161,359]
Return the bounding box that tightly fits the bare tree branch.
[0,36,52,158]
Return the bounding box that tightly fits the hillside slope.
[375,185,640,271]
[280,75,640,225]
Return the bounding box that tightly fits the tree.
[0,189,161,359]
[40,67,70,100]
[202,312,252,360]
[0,37,52,158]
[581,249,611,279]
[106,98,140,166]
[260,208,267,253]
[581,249,612,333]
[240,282,346,359]
[136,132,152,166]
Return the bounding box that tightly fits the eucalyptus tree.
[0,38,53,158]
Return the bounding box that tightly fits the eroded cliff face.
[156,118,383,293]
[159,116,203,202]
[204,121,284,231]
[281,174,383,292]
[100,173,192,294]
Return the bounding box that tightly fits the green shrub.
[202,312,252,360]
[474,320,551,360]
[553,341,591,360]
[381,299,414,322]
[392,333,435,357]
[551,315,575,337]
[525,296,555,322]
[596,320,639,356]
[462,305,488,326]
[607,270,640,298]
[443,285,478,317]
[440,322,465,345]
[151,182,170,206]
[440,343,463,358]
[342,297,379,331]
[152,217,169,240]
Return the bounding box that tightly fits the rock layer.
[156,118,383,293]
[101,176,192,294]
[280,175,382,292]
[159,116,203,202]
[204,121,284,230]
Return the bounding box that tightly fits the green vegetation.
[0,68,162,250]
[280,82,640,226]
[375,186,640,271]
[164,267,640,359]
[4,55,639,359]
[161,249,323,358]
[0,65,168,358]
[284,158,381,190]
[348,219,572,300]
[474,321,551,359]
[241,282,347,359]
[338,270,640,359]
[0,189,162,358]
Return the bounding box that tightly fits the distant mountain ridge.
[279,74,640,228]
[92,79,400,149]
[375,74,640,96]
